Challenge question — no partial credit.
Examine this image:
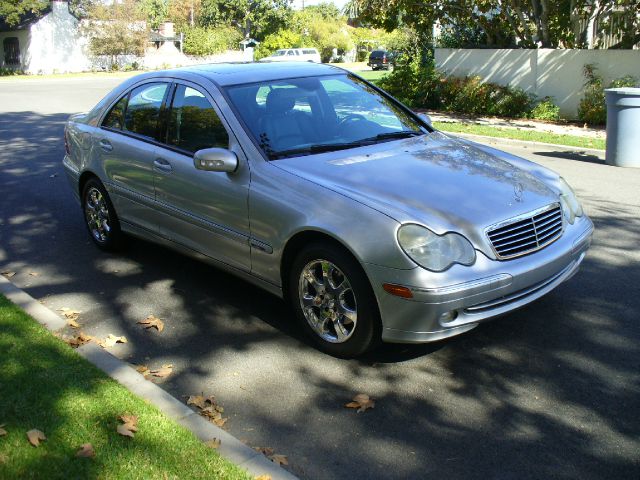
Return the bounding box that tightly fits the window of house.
[167,85,228,154]
[3,37,20,66]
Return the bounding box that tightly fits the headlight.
[397,224,476,272]
[558,177,583,224]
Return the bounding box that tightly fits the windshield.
[224,74,426,159]
[273,50,287,56]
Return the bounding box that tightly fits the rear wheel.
[82,178,125,251]
[289,243,380,358]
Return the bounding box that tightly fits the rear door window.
[123,83,169,140]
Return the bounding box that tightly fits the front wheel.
[289,243,380,358]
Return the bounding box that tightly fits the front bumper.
[366,215,594,343]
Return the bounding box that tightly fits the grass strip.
[433,121,605,150]
[0,294,251,480]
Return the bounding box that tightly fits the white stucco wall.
[435,48,640,118]
[25,0,91,74]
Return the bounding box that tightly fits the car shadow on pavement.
[1,111,639,480]
[533,150,605,164]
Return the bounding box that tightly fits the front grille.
[487,204,563,259]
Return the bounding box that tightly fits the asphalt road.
[1,77,639,480]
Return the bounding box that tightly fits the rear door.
[97,81,170,233]
[153,81,251,271]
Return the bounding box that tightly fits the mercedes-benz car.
[63,62,593,357]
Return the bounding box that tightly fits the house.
[0,0,90,74]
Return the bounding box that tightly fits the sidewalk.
[428,111,605,140]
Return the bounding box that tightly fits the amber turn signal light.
[382,283,413,299]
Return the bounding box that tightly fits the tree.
[0,0,49,27]
[355,0,640,49]
[141,0,169,30]
[199,0,292,40]
[81,0,148,67]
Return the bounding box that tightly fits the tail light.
[382,55,387,63]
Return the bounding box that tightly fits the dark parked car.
[367,50,395,70]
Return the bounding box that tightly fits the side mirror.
[194,148,238,173]
[418,113,433,127]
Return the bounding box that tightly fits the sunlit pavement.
[1,78,639,479]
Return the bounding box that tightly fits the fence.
[434,48,640,118]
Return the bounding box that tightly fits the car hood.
[274,132,561,254]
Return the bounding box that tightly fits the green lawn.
[0,295,250,480]
[433,122,606,150]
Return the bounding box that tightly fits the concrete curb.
[450,131,606,155]
[0,274,298,480]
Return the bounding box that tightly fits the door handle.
[99,139,113,152]
[154,158,173,173]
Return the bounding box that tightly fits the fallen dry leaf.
[213,417,227,428]
[137,315,164,332]
[26,429,46,447]
[135,365,151,378]
[76,443,95,458]
[345,393,375,413]
[254,447,275,456]
[255,476,272,480]
[269,454,288,466]
[64,332,94,348]
[149,364,173,378]
[28,272,39,277]
[187,395,207,409]
[116,415,138,438]
[118,415,138,429]
[58,308,81,320]
[0,424,7,436]
[99,334,128,348]
[1,271,16,278]
[205,438,221,449]
[116,424,135,438]
[67,318,81,329]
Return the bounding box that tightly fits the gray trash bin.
[605,87,640,168]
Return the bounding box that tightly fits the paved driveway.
[1,77,638,479]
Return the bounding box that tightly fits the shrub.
[378,57,441,108]
[183,26,242,56]
[578,64,638,126]
[530,97,561,121]
[253,29,303,60]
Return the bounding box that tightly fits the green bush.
[253,29,302,60]
[378,57,441,108]
[182,26,242,56]
[578,64,638,126]
[530,97,561,121]
[0,67,22,76]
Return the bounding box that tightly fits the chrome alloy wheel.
[298,259,357,343]
[84,186,111,243]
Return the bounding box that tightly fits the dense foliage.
[578,64,638,125]
[378,58,538,119]
[182,26,243,56]
[355,0,640,49]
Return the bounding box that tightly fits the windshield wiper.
[267,141,372,160]
[364,130,423,142]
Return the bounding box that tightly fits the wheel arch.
[280,229,374,302]
[78,170,100,198]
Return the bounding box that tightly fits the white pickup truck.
[258,48,322,63]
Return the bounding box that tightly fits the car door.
[153,81,251,272]
[98,81,170,233]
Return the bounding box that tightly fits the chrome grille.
[487,204,563,259]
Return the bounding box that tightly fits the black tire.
[288,242,380,358]
[81,178,125,251]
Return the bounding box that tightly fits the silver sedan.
[63,62,593,357]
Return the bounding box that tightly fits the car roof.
[158,62,346,87]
